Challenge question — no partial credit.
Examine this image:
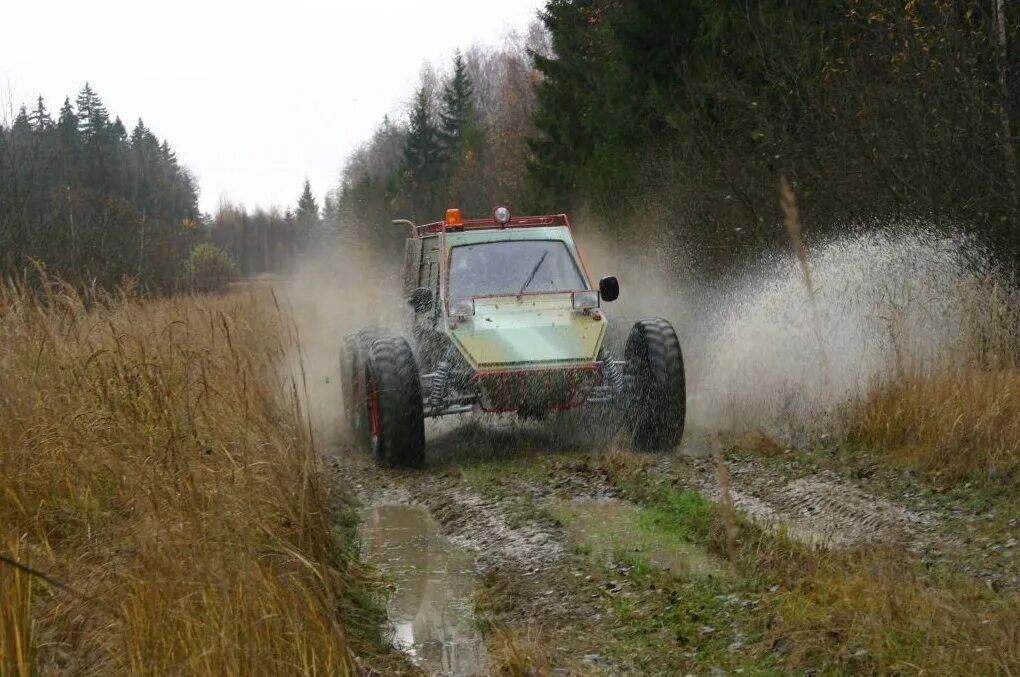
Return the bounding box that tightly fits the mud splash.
[686,227,997,439]
[362,504,487,676]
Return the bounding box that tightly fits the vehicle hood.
[448,293,606,369]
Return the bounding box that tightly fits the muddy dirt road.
[329,420,1018,676]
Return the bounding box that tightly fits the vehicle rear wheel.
[624,318,686,452]
[340,334,359,423]
[340,328,386,441]
[364,336,426,468]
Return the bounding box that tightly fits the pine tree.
[438,51,476,154]
[54,97,80,183]
[296,178,319,222]
[57,97,77,146]
[110,116,127,143]
[76,82,109,142]
[402,87,445,219]
[130,119,147,149]
[29,96,52,130]
[160,140,178,167]
[13,106,31,131]
[528,0,623,211]
[130,119,160,156]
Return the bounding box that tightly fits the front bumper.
[469,364,603,413]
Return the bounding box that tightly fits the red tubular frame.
[467,364,602,414]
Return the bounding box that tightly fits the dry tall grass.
[752,537,1020,673]
[0,281,358,675]
[852,282,1020,479]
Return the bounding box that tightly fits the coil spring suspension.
[430,361,450,407]
[602,350,624,393]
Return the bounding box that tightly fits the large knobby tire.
[339,334,359,422]
[364,336,426,468]
[340,328,387,441]
[624,318,686,452]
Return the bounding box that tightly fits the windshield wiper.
[518,250,549,295]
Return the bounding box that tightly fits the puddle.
[551,498,723,578]
[362,504,487,676]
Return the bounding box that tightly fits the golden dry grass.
[850,279,1020,480]
[854,368,1020,478]
[716,505,1020,673]
[0,281,359,675]
[769,548,1020,673]
[486,629,561,676]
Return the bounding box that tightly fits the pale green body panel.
[421,225,607,371]
[451,294,607,369]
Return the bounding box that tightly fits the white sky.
[1,0,543,214]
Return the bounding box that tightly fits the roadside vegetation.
[463,449,1020,674]
[0,279,383,675]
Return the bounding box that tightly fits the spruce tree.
[0,85,200,288]
[438,51,476,154]
[296,178,319,222]
[29,96,52,130]
[57,97,77,146]
[76,82,109,142]
[402,87,444,219]
[13,106,31,131]
[528,0,623,211]
[110,116,127,143]
[160,140,178,167]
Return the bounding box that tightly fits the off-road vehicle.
[340,207,685,467]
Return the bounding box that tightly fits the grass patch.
[636,488,716,543]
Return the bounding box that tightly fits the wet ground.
[361,504,487,676]
[332,422,1020,674]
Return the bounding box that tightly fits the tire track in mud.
[677,448,1017,589]
[694,460,931,547]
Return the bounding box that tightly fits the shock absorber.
[601,350,624,394]
[430,361,450,408]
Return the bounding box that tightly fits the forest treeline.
[207,179,324,277]
[0,84,201,289]
[337,0,1019,271]
[3,0,1017,289]
[0,83,327,288]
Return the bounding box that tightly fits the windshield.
[448,240,587,299]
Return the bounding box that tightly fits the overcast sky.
[1,0,543,214]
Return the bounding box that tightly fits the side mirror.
[408,287,433,312]
[599,276,620,302]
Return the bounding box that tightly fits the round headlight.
[493,206,511,225]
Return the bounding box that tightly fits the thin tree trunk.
[994,0,1018,202]
[138,209,146,281]
[67,185,75,266]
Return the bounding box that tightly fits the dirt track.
[329,421,1020,675]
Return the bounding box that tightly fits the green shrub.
[185,243,237,292]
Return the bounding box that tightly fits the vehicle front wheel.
[624,318,686,452]
[364,336,426,468]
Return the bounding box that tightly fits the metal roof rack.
[407,213,570,237]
